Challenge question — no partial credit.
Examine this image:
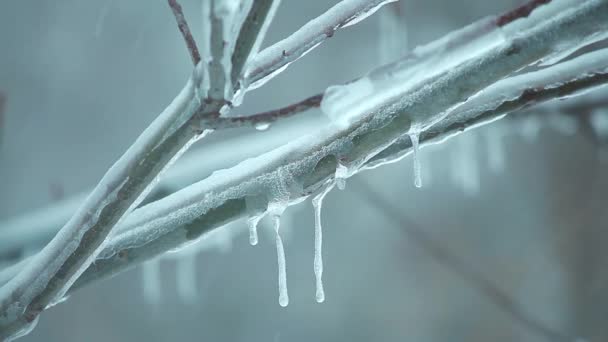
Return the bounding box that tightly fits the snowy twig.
[355,180,575,342]
[244,0,397,89]
[168,0,201,65]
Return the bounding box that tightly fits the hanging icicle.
[311,182,335,303]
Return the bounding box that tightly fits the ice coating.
[321,15,505,131]
[334,163,349,190]
[244,0,397,90]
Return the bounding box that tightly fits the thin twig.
[355,180,574,342]
[208,0,229,101]
[168,0,201,65]
[211,93,323,129]
[495,0,552,27]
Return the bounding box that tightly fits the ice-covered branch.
[43,0,608,301]
[207,0,232,101]
[168,0,201,65]
[210,93,323,129]
[0,1,244,337]
[366,49,608,169]
[230,0,281,88]
[243,0,397,90]
[1,1,608,330]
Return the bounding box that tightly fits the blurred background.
[1,0,608,341]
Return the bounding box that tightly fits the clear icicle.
[176,254,197,303]
[377,2,408,65]
[247,215,263,246]
[335,163,348,190]
[273,214,289,307]
[312,183,334,303]
[408,133,422,188]
[141,259,162,306]
[452,133,480,195]
[95,0,113,38]
[485,124,506,173]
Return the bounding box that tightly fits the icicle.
[377,2,408,65]
[141,259,162,306]
[247,215,263,245]
[268,167,292,307]
[273,214,289,307]
[176,254,197,303]
[408,133,422,188]
[335,163,348,190]
[590,108,608,138]
[484,124,506,173]
[520,115,542,142]
[452,133,480,195]
[95,0,113,38]
[312,183,334,303]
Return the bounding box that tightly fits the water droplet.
[255,122,271,131]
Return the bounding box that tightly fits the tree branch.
[168,0,201,65]
[1,2,607,333]
[231,0,281,87]
[56,1,608,299]
[243,0,398,90]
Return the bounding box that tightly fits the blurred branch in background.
[0,92,5,146]
[355,180,575,342]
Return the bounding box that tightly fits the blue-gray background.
[1,0,607,341]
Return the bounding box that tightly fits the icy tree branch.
[243,0,397,90]
[230,0,281,87]
[22,0,605,301]
[1,1,608,336]
[210,93,323,129]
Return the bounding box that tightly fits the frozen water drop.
[408,133,422,188]
[255,122,271,131]
[335,163,348,190]
[247,215,263,246]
